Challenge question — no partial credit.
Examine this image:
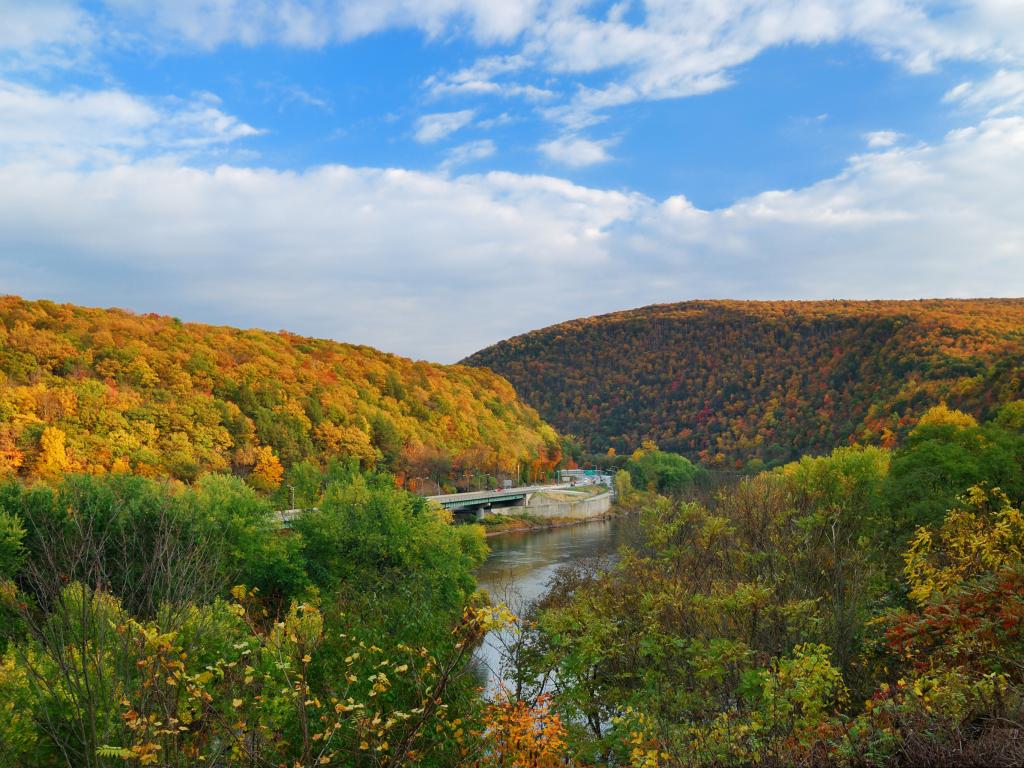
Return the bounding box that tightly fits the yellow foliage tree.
[0,297,554,490]
[912,403,979,434]
[33,426,71,480]
[111,456,132,474]
[249,445,284,492]
[314,422,377,467]
[631,439,659,462]
[904,485,1024,603]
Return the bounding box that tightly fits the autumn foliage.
[464,299,1024,467]
[0,296,558,487]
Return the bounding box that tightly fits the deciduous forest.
[465,300,1024,468]
[0,297,561,491]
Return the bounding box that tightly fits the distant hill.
[0,297,559,486]
[463,300,1024,468]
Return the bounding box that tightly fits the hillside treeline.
[465,299,1024,467]
[0,297,561,490]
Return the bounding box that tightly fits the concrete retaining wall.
[517,491,613,520]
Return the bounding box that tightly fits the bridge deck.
[427,483,569,510]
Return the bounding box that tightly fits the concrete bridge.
[426,483,570,513]
[274,483,571,525]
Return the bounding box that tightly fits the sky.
[1,1,1023,363]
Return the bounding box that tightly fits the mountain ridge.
[463,298,1024,467]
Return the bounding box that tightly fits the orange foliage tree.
[474,693,572,768]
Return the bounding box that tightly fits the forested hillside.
[464,300,1024,467]
[0,297,560,487]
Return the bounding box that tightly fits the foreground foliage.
[497,403,1024,766]
[0,466,568,767]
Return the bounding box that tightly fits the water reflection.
[471,516,638,693]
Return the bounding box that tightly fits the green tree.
[0,506,25,580]
[626,448,705,496]
[886,407,1024,538]
[192,474,309,608]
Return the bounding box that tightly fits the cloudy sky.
[2,1,1023,362]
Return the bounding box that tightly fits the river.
[471,515,639,692]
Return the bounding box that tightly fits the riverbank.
[480,508,620,537]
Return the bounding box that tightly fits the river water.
[471,516,639,692]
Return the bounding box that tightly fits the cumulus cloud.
[414,109,476,143]
[0,159,642,361]
[538,135,615,167]
[2,109,1022,362]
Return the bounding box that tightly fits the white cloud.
[0,159,642,361]
[101,0,330,48]
[633,115,1024,297]
[257,80,332,112]
[0,79,259,166]
[527,1,973,127]
[335,0,540,44]
[425,54,556,101]
[441,139,496,169]
[0,0,95,70]
[864,130,904,148]
[945,69,1024,116]
[477,112,514,129]
[414,109,476,143]
[538,135,615,167]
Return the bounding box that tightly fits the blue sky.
[1,1,1023,361]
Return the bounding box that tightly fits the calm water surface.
[471,516,639,692]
